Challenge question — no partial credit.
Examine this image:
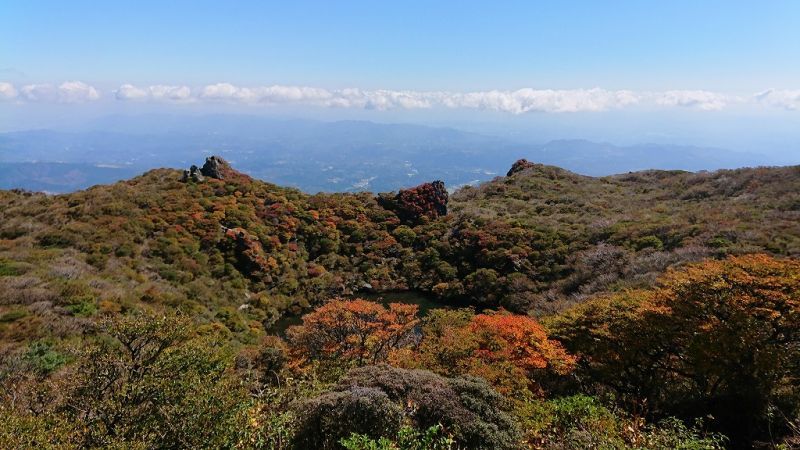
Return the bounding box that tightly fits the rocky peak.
[378,180,448,224]
[507,158,537,176]
[181,156,248,183]
[201,156,236,179]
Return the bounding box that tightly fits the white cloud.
[20,84,57,102]
[14,80,800,114]
[196,84,637,112]
[754,89,800,111]
[260,85,332,103]
[19,81,100,103]
[114,84,192,102]
[443,88,641,113]
[200,83,332,104]
[328,88,437,110]
[200,82,245,101]
[115,83,149,100]
[57,81,100,102]
[149,85,192,101]
[0,82,18,100]
[656,90,728,111]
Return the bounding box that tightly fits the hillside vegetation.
[448,160,800,312]
[1,157,799,448]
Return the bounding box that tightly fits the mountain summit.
[200,156,238,180]
[182,156,248,183]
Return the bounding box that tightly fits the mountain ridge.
[2,156,797,334]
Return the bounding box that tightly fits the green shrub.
[23,341,68,375]
[0,259,22,277]
[392,226,417,247]
[532,395,726,450]
[295,387,405,449]
[634,235,664,251]
[341,425,454,450]
[295,364,520,450]
[0,309,27,323]
[38,232,75,248]
[66,299,97,317]
[641,417,728,450]
[114,243,134,257]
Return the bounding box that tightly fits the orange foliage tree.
[286,299,419,370]
[394,309,575,396]
[467,312,576,389]
[549,254,800,443]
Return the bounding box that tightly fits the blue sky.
[3,1,800,90]
[2,0,800,156]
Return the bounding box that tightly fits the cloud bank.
[115,84,192,102]
[111,83,659,113]
[755,89,800,111]
[11,81,101,103]
[656,90,730,111]
[2,80,800,114]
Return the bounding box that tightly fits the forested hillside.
[1,157,798,448]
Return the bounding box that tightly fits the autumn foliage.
[1,157,799,448]
[285,298,576,401]
[550,254,800,444]
[377,180,448,224]
[470,313,575,374]
[287,299,419,369]
[374,308,575,399]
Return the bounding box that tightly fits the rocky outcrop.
[378,180,448,224]
[507,159,537,176]
[181,156,249,183]
[201,156,237,179]
[181,165,205,182]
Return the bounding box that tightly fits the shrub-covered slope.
[0,158,412,343]
[1,156,798,344]
[2,156,799,448]
[439,160,800,313]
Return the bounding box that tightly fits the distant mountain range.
[0,162,139,194]
[0,115,790,193]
